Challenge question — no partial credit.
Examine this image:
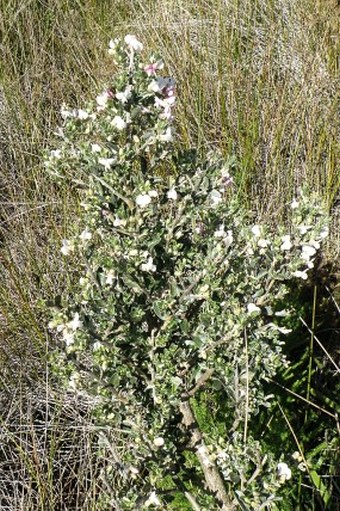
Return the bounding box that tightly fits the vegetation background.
[0,0,338,509]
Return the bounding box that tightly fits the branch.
[185,368,214,398]
[179,399,235,511]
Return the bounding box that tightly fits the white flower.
[277,462,292,482]
[210,190,222,206]
[167,188,178,201]
[301,245,316,261]
[214,225,225,238]
[320,226,329,239]
[148,190,158,198]
[50,149,62,159]
[214,225,233,246]
[160,105,175,120]
[247,303,261,314]
[54,127,64,138]
[224,230,234,248]
[251,225,261,237]
[115,85,132,103]
[159,127,173,142]
[93,341,103,351]
[281,235,292,251]
[291,198,299,209]
[141,257,157,272]
[62,329,75,346]
[111,115,126,130]
[68,373,80,391]
[293,270,308,280]
[292,451,303,462]
[68,312,82,331]
[60,106,70,119]
[298,462,307,472]
[105,270,115,285]
[309,239,320,249]
[277,326,292,334]
[108,38,119,55]
[275,309,288,317]
[98,158,116,169]
[124,34,143,53]
[77,109,89,120]
[91,143,102,153]
[96,91,110,108]
[60,239,74,256]
[258,238,269,248]
[145,491,161,507]
[298,225,310,235]
[154,95,175,110]
[153,437,165,447]
[136,193,152,207]
[79,228,92,242]
[129,466,139,475]
[113,216,123,227]
[60,104,75,119]
[48,319,64,331]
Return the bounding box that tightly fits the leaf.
[152,300,168,320]
[121,275,143,294]
[147,232,163,250]
[309,469,331,507]
[92,174,134,209]
[169,277,180,298]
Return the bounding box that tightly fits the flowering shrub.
[47,36,328,510]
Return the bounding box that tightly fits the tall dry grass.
[0,382,109,510]
[127,0,339,234]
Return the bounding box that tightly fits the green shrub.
[47,36,329,510]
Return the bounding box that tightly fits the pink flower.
[165,85,175,98]
[144,60,164,76]
[144,64,157,76]
[154,95,176,120]
[221,172,233,189]
[148,77,176,96]
[96,90,114,109]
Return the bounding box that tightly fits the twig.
[173,475,202,511]
[184,490,202,511]
[299,316,340,374]
[243,328,249,444]
[270,380,336,418]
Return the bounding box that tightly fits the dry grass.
[0,0,339,508]
[0,383,106,510]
